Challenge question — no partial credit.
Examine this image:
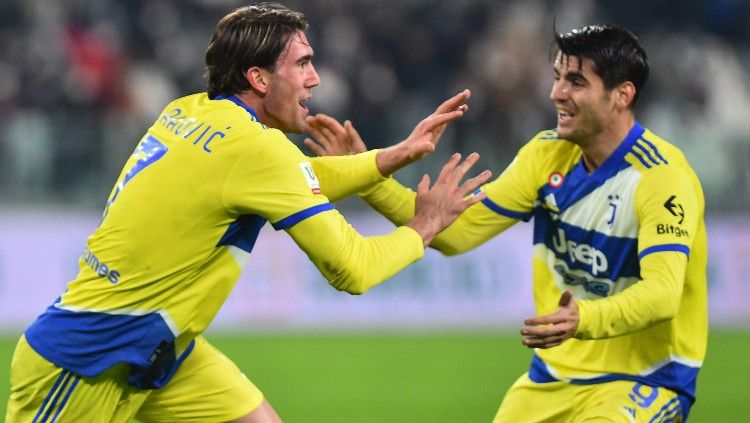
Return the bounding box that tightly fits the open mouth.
[557,109,574,123]
[299,98,310,112]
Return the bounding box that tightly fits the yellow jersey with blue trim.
[478,123,706,414]
[358,122,706,417]
[23,92,425,389]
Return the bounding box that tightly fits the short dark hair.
[205,2,308,99]
[554,24,649,106]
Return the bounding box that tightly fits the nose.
[549,79,567,103]
[307,63,321,88]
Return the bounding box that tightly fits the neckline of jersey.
[213,94,260,121]
[581,121,645,180]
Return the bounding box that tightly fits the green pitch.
[0,330,747,421]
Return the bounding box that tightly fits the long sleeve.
[358,177,416,226]
[308,150,385,202]
[575,251,686,339]
[286,209,424,294]
[574,162,700,339]
[224,132,424,294]
[359,177,519,256]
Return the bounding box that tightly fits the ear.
[614,81,636,109]
[246,66,271,94]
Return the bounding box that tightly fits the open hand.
[520,291,579,349]
[304,90,471,177]
[406,152,491,246]
[399,89,471,162]
[304,115,367,156]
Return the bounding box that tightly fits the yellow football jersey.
[24,93,424,389]
[361,123,706,417]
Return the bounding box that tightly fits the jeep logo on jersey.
[663,195,684,224]
[552,228,608,276]
[554,262,613,297]
[299,162,321,194]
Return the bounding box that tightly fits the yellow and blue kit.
[22,93,425,391]
[361,123,706,420]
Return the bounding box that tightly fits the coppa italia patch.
[299,162,321,194]
[549,172,564,188]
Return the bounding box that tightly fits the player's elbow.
[652,283,683,321]
[432,244,463,256]
[329,277,370,295]
[637,290,681,329]
[652,299,680,322]
[326,266,373,295]
[429,238,466,256]
[338,284,368,295]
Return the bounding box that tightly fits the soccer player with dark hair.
[5,3,492,422]
[309,24,707,421]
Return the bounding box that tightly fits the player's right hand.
[406,152,491,246]
[304,90,471,178]
[403,89,471,161]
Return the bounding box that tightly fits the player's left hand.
[520,290,579,349]
[304,114,367,156]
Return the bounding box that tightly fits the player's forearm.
[375,143,419,177]
[359,177,417,226]
[359,178,514,255]
[575,252,687,339]
[326,226,424,294]
[287,212,424,294]
[428,202,516,255]
[309,150,384,202]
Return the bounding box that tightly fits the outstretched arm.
[225,129,492,296]
[405,152,491,246]
[304,90,471,196]
[286,153,491,293]
[305,89,528,256]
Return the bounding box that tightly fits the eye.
[569,77,586,87]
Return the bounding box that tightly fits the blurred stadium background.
[1,0,748,421]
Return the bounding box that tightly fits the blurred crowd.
[1,0,748,213]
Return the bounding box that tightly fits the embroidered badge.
[549,172,564,188]
[299,162,321,194]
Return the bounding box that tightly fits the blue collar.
[213,94,260,121]
[579,121,645,179]
[597,121,645,173]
